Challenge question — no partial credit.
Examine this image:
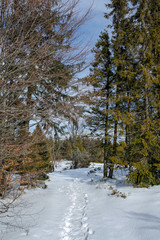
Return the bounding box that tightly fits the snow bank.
[1,160,160,240]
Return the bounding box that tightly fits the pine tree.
[125,0,160,185]
[14,124,53,186]
[87,0,160,184]
[87,31,114,177]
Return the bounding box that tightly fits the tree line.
[85,0,160,186]
[0,0,159,206]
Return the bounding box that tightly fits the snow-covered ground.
[1,160,160,240]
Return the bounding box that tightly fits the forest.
[0,0,160,234]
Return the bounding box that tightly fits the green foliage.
[127,162,155,187]
[16,124,54,186]
[59,136,104,163]
[29,125,53,172]
[86,0,160,185]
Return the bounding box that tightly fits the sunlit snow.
[1,160,160,240]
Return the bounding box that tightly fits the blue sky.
[80,0,110,46]
[77,0,111,77]
[79,0,109,43]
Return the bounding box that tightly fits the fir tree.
[87,0,160,185]
[87,31,113,177]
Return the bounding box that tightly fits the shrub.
[71,148,90,169]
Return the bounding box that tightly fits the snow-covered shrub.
[71,148,90,169]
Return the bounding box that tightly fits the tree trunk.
[109,88,118,178]
[125,93,131,169]
[25,86,32,132]
[109,118,117,178]
[103,92,109,178]
[145,77,150,124]
[0,171,6,198]
[103,130,108,178]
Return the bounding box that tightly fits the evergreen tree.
[87,0,160,185]
[125,0,160,185]
[87,31,113,177]
[28,124,52,180]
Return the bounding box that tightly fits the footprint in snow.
[60,179,94,240]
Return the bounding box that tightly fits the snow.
[1,160,160,240]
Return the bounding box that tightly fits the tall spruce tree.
[87,31,113,178]
[126,0,160,185]
[87,0,160,184]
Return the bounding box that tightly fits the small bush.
[71,148,90,169]
[108,186,127,198]
[127,161,155,187]
[37,173,49,181]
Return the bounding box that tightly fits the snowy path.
[1,161,160,240]
[59,178,93,240]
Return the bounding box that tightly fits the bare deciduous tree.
[0,0,91,219]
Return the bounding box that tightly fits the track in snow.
[59,178,94,240]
